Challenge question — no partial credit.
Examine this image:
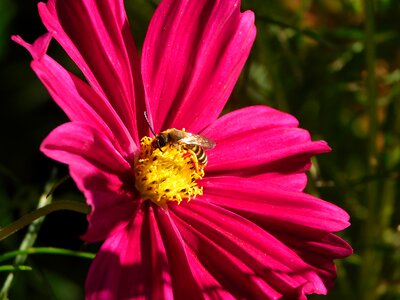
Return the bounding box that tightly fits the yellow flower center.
[134,136,205,207]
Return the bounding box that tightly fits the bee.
[153,128,216,165]
[144,112,216,166]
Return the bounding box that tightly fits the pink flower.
[13,0,352,299]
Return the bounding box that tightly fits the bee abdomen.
[187,145,208,165]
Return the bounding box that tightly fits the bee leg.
[182,149,200,173]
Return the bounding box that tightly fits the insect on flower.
[154,128,216,166]
[144,112,216,167]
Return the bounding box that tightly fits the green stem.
[0,247,95,263]
[0,266,32,273]
[0,178,54,299]
[0,175,89,299]
[0,200,90,241]
[365,2,378,164]
[360,0,380,299]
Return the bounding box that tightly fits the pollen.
[135,136,205,207]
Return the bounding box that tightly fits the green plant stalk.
[0,178,55,299]
[372,60,400,300]
[0,266,32,273]
[379,179,396,230]
[0,247,95,263]
[359,0,380,299]
[0,200,90,241]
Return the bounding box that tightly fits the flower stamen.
[135,136,205,207]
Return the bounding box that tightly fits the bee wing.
[179,132,216,149]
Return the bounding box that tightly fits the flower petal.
[38,0,146,142]
[206,125,329,175]
[80,181,136,243]
[41,122,136,242]
[170,200,331,298]
[142,0,256,133]
[41,122,131,175]
[154,206,205,300]
[250,172,308,192]
[280,232,352,262]
[203,176,350,233]
[11,32,52,59]
[201,105,300,138]
[202,106,312,191]
[12,34,138,159]
[86,205,172,299]
[86,204,206,299]
[155,206,236,299]
[201,106,330,175]
[71,160,136,243]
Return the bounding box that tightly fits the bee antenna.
[143,111,163,152]
[144,111,157,137]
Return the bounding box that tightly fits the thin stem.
[0,200,90,241]
[0,178,54,299]
[0,174,89,299]
[0,247,95,263]
[360,0,380,299]
[0,266,32,273]
[365,4,378,165]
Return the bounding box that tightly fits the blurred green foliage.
[1,0,400,299]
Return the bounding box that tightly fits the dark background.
[1,0,400,299]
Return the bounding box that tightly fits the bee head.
[152,133,168,150]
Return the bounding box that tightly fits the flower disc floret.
[135,136,204,207]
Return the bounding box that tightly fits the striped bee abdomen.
[186,144,208,166]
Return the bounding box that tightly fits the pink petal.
[80,183,137,243]
[202,105,330,176]
[170,201,330,298]
[86,205,173,299]
[202,176,350,233]
[38,0,146,142]
[250,172,308,192]
[202,106,313,191]
[142,0,256,133]
[281,232,352,262]
[11,32,52,59]
[153,206,205,300]
[201,105,300,139]
[41,122,131,175]
[262,224,352,291]
[71,160,136,242]
[197,182,352,292]
[12,34,138,159]
[86,204,206,299]
[41,122,136,242]
[205,124,329,175]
